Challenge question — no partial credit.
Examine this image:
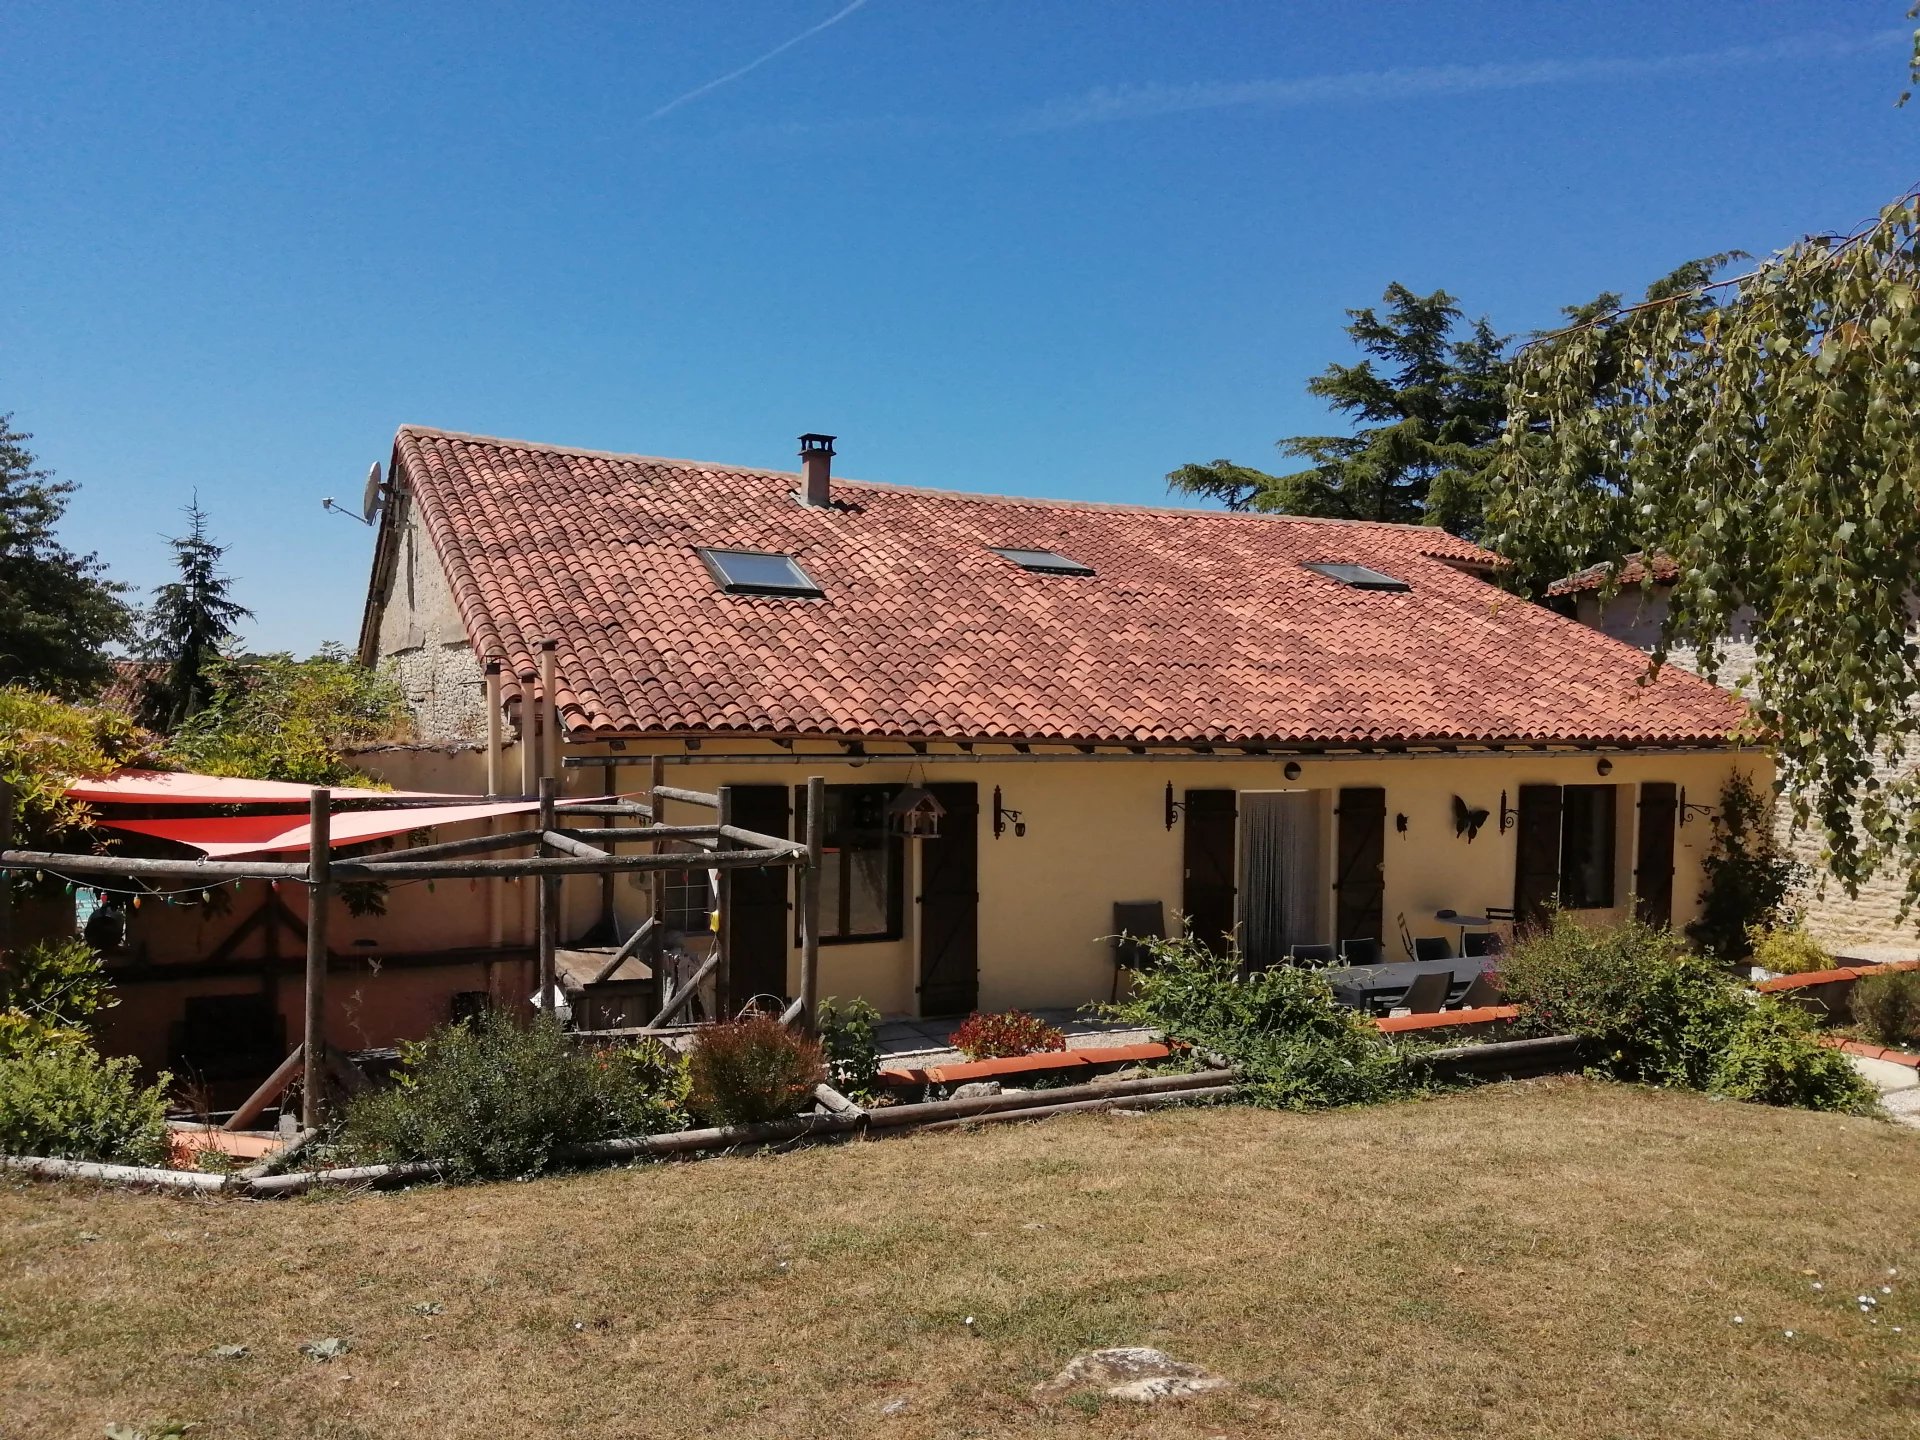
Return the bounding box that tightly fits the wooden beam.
[542,829,610,861]
[593,917,657,983]
[367,828,546,863]
[0,851,309,881]
[536,776,558,1016]
[302,789,331,1130]
[649,949,720,1027]
[224,1044,303,1132]
[715,785,734,1015]
[798,774,824,1032]
[651,784,721,810]
[326,848,800,881]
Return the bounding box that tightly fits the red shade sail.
[100,800,545,858]
[64,769,472,806]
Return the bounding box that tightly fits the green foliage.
[817,995,881,1097]
[0,414,134,698]
[1168,284,1508,534]
[0,938,117,1057]
[1102,935,1410,1110]
[1746,924,1834,976]
[1851,968,1920,1048]
[0,685,161,850]
[1688,774,1805,967]
[139,496,253,731]
[170,644,409,785]
[0,1042,170,1164]
[1501,912,1873,1112]
[685,1015,825,1127]
[950,1009,1067,1061]
[339,1012,689,1180]
[1490,193,1920,911]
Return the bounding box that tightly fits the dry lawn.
[2,1078,1918,1439]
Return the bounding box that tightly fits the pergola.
[0,770,827,1130]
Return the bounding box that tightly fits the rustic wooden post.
[483,660,504,797]
[539,640,560,782]
[302,788,331,1130]
[799,775,824,1030]
[715,784,733,1016]
[517,668,539,797]
[536,775,558,1016]
[0,781,14,960]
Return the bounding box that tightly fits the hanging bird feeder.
[886,785,946,838]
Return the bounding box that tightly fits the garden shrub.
[1102,935,1410,1110]
[686,1015,825,1127]
[950,1009,1067,1061]
[1747,924,1833,976]
[0,1043,170,1164]
[1852,969,1920,1048]
[340,1012,689,1180]
[0,938,118,1057]
[1502,911,1873,1112]
[817,995,881,1097]
[1688,772,1804,967]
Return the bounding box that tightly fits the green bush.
[1688,773,1804,967]
[0,938,118,1057]
[1102,935,1409,1110]
[1710,1004,1878,1113]
[686,1016,825,1127]
[0,1043,170,1164]
[340,1012,688,1181]
[1502,912,1873,1112]
[817,996,881,1098]
[1852,969,1920,1048]
[1747,925,1834,976]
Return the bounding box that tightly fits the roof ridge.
[393,424,1477,541]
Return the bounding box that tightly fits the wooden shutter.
[917,783,979,1016]
[1634,782,1677,929]
[1513,784,1563,929]
[725,785,790,1010]
[1181,789,1238,952]
[1333,787,1386,944]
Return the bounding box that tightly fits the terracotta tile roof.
[385,427,1745,748]
[1547,552,1681,598]
[99,659,166,717]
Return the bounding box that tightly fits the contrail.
[646,0,871,123]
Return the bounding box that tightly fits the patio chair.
[1288,942,1338,968]
[1341,937,1383,966]
[1463,931,1504,958]
[1393,969,1452,1015]
[1451,971,1503,1010]
[1412,935,1453,962]
[1111,901,1166,1001]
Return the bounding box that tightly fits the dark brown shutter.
[1333,787,1386,945]
[725,785,790,1009]
[1513,784,1563,929]
[1181,790,1238,952]
[917,783,979,1016]
[1634,782,1677,929]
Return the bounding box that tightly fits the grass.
[2,1078,1918,1438]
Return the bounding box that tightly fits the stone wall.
[1581,588,1918,958]
[372,504,488,742]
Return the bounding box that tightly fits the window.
[1302,562,1410,592]
[797,784,904,943]
[1558,784,1617,909]
[989,546,1095,576]
[697,548,822,597]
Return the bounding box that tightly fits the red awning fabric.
[64,769,472,806]
[99,800,544,858]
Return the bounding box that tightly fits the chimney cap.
[798,433,837,456]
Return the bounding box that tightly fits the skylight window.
[1303,562,1410,593]
[698,548,823,597]
[990,547,1095,577]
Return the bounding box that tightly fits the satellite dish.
[361,462,385,524]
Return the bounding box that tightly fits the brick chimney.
[798,433,836,507]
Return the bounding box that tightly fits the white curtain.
[1241,792,1323,967]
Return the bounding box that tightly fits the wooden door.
[1182,789,1238,951]
[1634,782,1678,929]
[725,785,790,1011]
[1333,787,1386,945]
[1513,783,1564,930]
[917,783,979,1016]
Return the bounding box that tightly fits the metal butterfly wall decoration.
[1452,794,1491,842]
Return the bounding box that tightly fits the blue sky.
[5,2,1916,653]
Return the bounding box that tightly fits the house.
[1552,555,1917,959]
[354,426,1755,1018]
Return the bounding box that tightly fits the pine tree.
[0,414,133,697]
[141,496,252,730]
[1168,284,1508,534]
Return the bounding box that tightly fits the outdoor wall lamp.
[1498,789,1519,835]
[1595,757,1613,776]
[1283,761,1302,781]
[1163,782,1183,830]
[993,786,1026,839]
[1677,786,1716,827]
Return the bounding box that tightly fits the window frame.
[1301,561,1411,592]
[796,782,906,945]
[988,546,1096,577]
[1557,783,1617,910]
[696,547,824,598]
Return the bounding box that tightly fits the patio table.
[1322,958,1485,1011]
